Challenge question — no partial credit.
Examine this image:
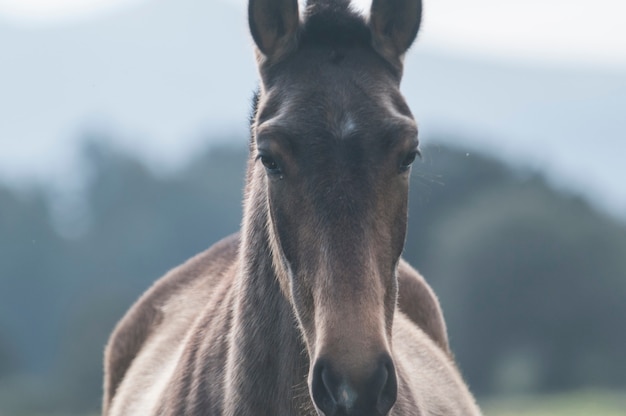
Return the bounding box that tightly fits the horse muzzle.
[311,353,398,416]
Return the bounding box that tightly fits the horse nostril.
[376,356,398,415]
[311,360,338,416]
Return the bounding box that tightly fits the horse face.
[249,1,421,414]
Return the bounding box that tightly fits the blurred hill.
[0,135,625,415]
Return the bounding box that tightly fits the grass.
[482,390,626,416]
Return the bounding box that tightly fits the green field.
[483,390,626,416]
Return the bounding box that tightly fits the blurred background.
[0,0,625,415]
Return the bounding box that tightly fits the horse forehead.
[276,52,393,105]
[259,53,408,143]
[277,82,393,140]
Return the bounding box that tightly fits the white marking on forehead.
[339,113,357,139]
[338,381,358,409]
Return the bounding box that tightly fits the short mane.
[301,0,371,47]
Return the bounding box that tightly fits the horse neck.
[224,169,313,415]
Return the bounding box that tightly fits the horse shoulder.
[392,313,481,416]
[397,258,450,355]
[102,233,240,415]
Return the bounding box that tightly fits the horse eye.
[400,150,419,171]
[260,155,281,174]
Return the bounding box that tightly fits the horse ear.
[369,0,422,64]
[249,0,300,60]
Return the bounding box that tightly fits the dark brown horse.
[102,0,481,414]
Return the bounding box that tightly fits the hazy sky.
[1,0,624,68]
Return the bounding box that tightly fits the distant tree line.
[0,135,624,414]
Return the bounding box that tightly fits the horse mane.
[249,89,260,135]
[301,0,371,48]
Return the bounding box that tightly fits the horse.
[102,0,481,414]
